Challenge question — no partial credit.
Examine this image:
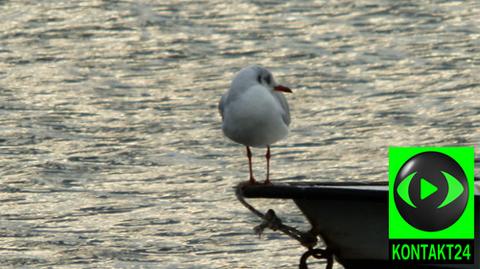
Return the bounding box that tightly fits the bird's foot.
[248,177,258,185]
[263,179,272,185]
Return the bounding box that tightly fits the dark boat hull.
[241,182,479,269]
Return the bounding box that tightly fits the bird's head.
[232,65,292,94]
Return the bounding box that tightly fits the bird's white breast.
[222,85,289,147]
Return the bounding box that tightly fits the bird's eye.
[257,74,262,84]
[265,74,272,85]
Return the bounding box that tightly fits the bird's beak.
[273,85,292,93]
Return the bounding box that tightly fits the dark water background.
[0,1,479,268]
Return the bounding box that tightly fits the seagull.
[219,65,292,184]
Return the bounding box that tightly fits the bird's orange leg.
[246,146,256,184]
[264,146,271,184]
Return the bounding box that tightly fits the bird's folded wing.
[219,93,227,119]
[273,92,290,126]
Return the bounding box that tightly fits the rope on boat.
[235,183,334,269]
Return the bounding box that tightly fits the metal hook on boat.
[235,183,334,269]
[299,247,333,269]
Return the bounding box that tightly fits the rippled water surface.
[1,1,479,268]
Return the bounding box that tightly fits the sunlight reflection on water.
[0,0,479,268]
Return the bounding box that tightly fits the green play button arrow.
[420,178,438,200]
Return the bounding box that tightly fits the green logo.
[396,171,465,210]
[388,147,474,264]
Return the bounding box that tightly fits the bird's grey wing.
[219,93,227,120]
[273,92,290,126]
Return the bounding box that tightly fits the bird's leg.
[265,146,271,184]
[246,146,256,184]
